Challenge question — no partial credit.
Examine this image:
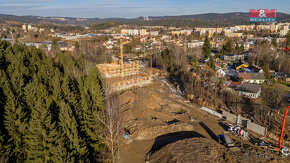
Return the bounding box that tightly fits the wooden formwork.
[96,62,140,78]
[105,74,152,94]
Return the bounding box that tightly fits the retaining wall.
[222,111,237,124]
[222,110,267,136]
[237,115,250,127]
[247,121,267,136]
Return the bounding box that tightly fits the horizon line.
[1,11,289,19]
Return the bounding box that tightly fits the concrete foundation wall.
[222,111,237,124]
[247,121,266,136]
[237,115,250,127]
[222,110,267,136]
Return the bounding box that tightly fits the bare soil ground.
[118,79,288,163]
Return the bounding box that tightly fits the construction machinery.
[257,141,281,154]
[278,106,290,156]
[284,47,290,53]
[218,132,235,148]
[257,106,290,157]
[227,124,249,140]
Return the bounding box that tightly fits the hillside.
[1,12,290,27]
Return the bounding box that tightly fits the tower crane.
[120,38,130,77]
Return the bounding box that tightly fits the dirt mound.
[148,136,281,163]
[148,137,225,163]
[134,123,194,140]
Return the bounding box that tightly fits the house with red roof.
[238,73,265,84]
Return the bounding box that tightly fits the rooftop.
[239,83,261,93]
[238,73,265,80]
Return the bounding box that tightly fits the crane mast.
[120,38,130,77]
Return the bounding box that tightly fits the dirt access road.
[118,79,285,163]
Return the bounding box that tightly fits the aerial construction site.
[95,39,290,163]
[96,61,290,162]
[116,75,290,163]
[97,39,152,94]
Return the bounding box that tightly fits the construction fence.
[222,110,267,136]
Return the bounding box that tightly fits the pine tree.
[78,68,104,157]
[234,44,240,54]
[263,64,271,79]
[0,40,105,162]
[59,101,88,161]
[76,52,85,69]
[51,39,59,50]
[51,71,62,102]
[0,71,5,160]
[221,39,233,54]
[240,44,245,53]
[24,78,62,162]
[272,35,277,47]
[202,35,211,59]
[2,76,28,162]
[75,41,80,52]
[207,57,215,70]
[0,130,3,160]
[286,31,290,47]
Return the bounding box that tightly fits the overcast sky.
[0,0,289,18]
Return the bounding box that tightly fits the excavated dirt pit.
[118,79,289,163]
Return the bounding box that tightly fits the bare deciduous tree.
[97,94,121,162]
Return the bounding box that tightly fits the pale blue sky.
[0,0,289,18]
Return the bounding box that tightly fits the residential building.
[238,73,265,84]
[235,62,248,70]
[216,69,226,77]
[132,29,139,35]
[22,24,27,31]
[121,29,128,35]
[225,32,243,38]
[172,31,183,36]
[149,31,158,36]
[221,54,245,61]
[27,24,32,31]
[188,40,204,48]
[139,29,147,36]
[239,83,261,99]
[271,72,290,82]
[199,28,222,36]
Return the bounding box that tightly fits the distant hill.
[143,12,290,27]
[0,12,290,27]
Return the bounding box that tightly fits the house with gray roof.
[221,54,245,61]
[238,83,261,99]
